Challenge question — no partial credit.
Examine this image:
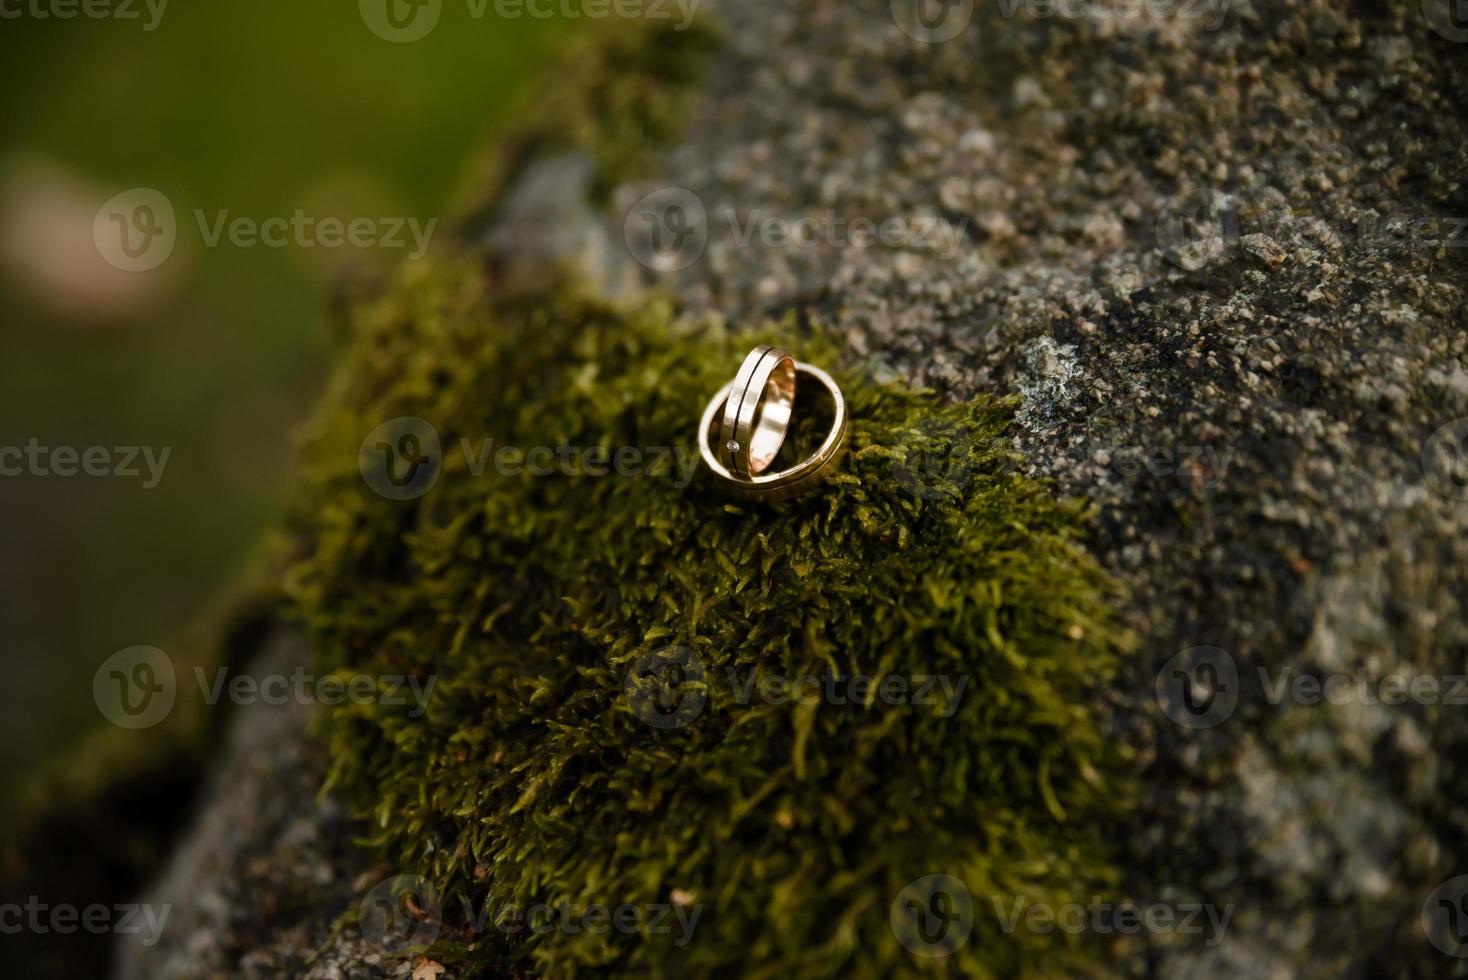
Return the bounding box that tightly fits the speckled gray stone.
[115,630,393,980]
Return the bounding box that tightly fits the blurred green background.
[0,3,564,785]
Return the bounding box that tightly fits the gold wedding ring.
[718,345,796,477]
[699,351,847,502]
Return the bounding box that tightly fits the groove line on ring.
[721,346,779,468]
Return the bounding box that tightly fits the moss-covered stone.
[451,19,720,226]
[53,1,1468,977]
[281,257,1132,977]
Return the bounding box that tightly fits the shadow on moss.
[282,258,1133,977]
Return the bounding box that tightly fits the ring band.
[718,345,796,477]
[700,361,848,502]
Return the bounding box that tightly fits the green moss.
[282,255,1132,977]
